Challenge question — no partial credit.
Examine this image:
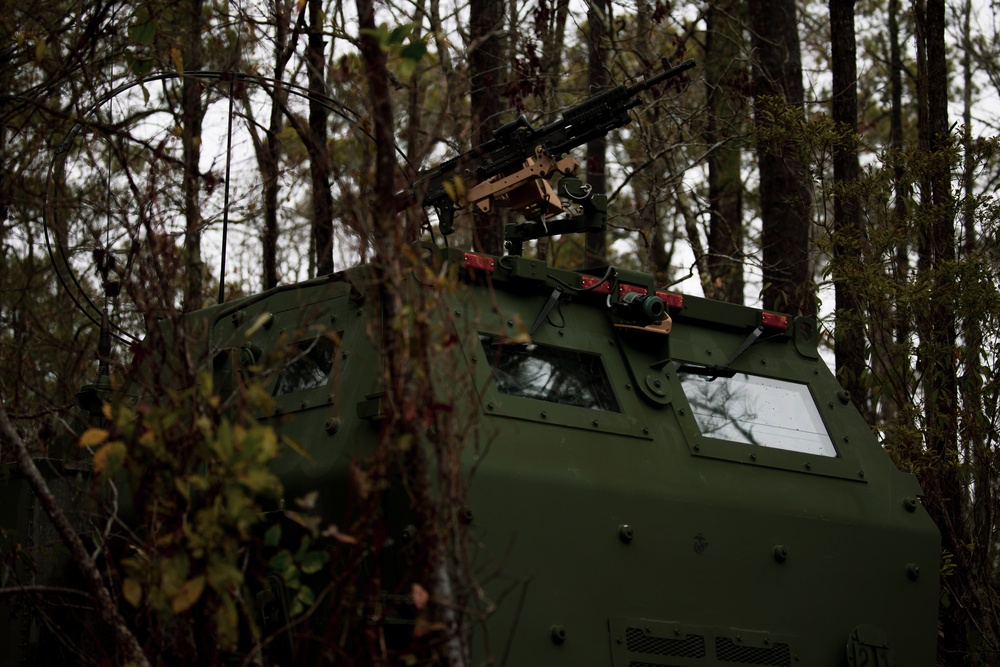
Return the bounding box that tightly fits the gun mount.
[399,58,695,242]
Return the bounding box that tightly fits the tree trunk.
[181,0,206,311]
[308,0,334,276]
[914,1,962,663]
[469,0,504,255]
[829,0,867,414]
[705,0,745,304]
[584,0,609,268]
[747,0,814,316]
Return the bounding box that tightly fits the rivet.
[540,411,548,419]
[903,497,919,512]
[558,330,565,336]
[773,545,789,562]
[329,314,337,323]
[642,427,649,435]
[706,348,713,356]
[487,402,495,411]
[907,563,921,580]
[460,506,474,524]
[804,462,812,471]
[454,309,462,317]
[325,417,341,434]
[749,453,757,462]
[550,625,567,644]
[342,351,349,359]
[760,359,767,366]
[858,471,865,479]
[506,319,514,327]
[625,383,632,390]
[618,524,634,543]
[843,436,850,443]
[693,444,700,452]
[679,408,686,416]
[592,419,599,428]
[653,379,662,388]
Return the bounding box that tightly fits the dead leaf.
[412,583,429,610]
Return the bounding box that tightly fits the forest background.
[1,0,1000,665]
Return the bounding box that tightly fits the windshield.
[480,335,620,412]
[678,369,837,457]
[273,338,335,396]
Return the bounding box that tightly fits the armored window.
[677,370,836,457]
[273,337,335,396]
[480,335,620,412]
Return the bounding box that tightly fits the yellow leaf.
[171,575,206,614]
[170,47,184,74]
[93,442,126,475]
[244,312,274,337]
[123,577,143,608]
[215,595,239,651]
[102,403,113,420]
[79,428,109,448]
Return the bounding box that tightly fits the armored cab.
[203,244,939,666]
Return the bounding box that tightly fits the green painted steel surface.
[1,246,939,665]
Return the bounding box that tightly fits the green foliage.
[359,22,428,79]
[79,372,290,656]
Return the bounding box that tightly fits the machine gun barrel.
[402,58,695,235]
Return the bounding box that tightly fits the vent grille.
[715,637,791,666]
[626,627,706,659]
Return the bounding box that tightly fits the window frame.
[671,364,867,482]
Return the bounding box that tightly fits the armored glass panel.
[480,335,620,412]
[273,338,335,396]
[678,369,836,457]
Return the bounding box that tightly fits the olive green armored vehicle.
[1,62,939,666]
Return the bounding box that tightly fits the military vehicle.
[1,59,939,666]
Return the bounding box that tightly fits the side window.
[273,337,336,397]
[677,369,837,457]
[480,335,620,412]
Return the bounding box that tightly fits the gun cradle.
[465,145,578,219]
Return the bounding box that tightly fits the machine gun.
[401,57,695,240]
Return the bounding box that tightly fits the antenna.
[218,0,244,305]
